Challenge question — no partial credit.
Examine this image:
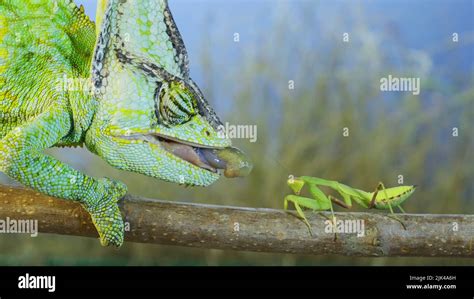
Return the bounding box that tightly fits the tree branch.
[0,185,472,257]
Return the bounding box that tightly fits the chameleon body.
[0,0,251,247]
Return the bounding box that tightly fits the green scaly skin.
[0,0,248,247]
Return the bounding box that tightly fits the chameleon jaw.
[116,133,253,178]
[144,134,254,178]
[118,133,222,174]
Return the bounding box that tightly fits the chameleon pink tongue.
[160,141,216,172]
[160,140,252,177]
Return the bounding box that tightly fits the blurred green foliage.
[0,2,473,265]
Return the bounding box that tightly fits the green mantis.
[284,176,416,234]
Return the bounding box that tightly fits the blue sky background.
[76,0,473,83]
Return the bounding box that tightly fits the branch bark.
[0,185,473,257]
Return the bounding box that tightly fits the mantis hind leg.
[369,182,389,209]
[386,203,407,230]
[370,182,407,230]
[398,205,406,213]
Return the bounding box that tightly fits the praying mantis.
[283,176,416,235]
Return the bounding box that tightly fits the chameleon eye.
[158,82,196,126]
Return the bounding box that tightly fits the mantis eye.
[157,82,196,126]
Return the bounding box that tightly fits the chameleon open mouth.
[125,134,252,178]
[157,135,222,173]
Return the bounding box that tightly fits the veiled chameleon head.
[86,0,251,186]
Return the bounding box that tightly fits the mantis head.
[287,177,305,195]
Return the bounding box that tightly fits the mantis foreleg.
[284,194,323,235]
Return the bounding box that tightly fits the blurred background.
[0,0,473,265]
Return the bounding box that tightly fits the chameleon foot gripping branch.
[0,0,251,247]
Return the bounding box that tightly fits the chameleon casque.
[0,0,252,247]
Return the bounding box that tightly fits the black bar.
[0,266,472,298]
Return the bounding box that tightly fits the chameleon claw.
[92,203,124,247]
[83,178,127,247]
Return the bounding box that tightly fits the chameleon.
[284,176,416,235]
[0,0,252,247]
